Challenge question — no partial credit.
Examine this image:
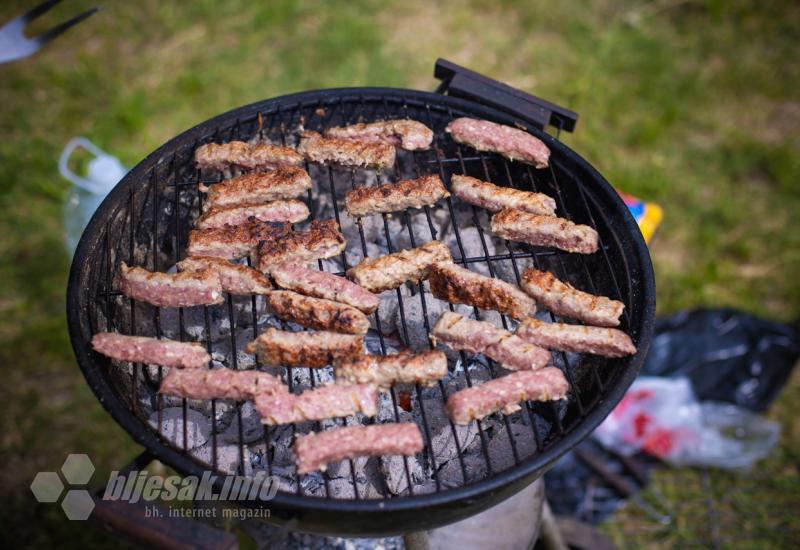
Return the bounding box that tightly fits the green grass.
[0,0,797,547]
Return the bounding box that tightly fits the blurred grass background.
[0,0,797,547]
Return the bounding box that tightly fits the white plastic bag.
[593,377,779,469]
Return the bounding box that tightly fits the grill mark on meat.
[177,256,273,295]
[346,240,453,293]
[515,318,636,357]
[491,208,599,254]
[445,117,550,168]
[325,119,433,151]
[254,383,379,425]
[267,290,370,335]
[451,174,556,216]
[246,328,363,368]
[196,200,309,229]
[198,167,312,211]
[271,263,378,314]
[430,311,550,371]
[344,175,449,217]
[188,221,290,260]
[521,268,624,327]
[334,350,448,389]
[159,368,287,401]
[297,131,396,169]
[117,263,224,307]
[429,262,536,320]
[92,333,210,369]
[446,367,569,424]
[194,141,303,172]
[256,219,346,273]
[293,423,424,474]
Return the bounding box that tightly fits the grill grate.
[73,89,652,523]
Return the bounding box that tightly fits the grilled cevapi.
[187,220,288,260]
[159,368,286,400]
[293,423,424,474]
[199,167,312,210]
[271,262,378,314]
[429,261,537,320]
[451,174,556,217]
[445,117,550,168]
[247,328,363,368]
[254,383,379,425]
[256,219,346,273]
[446,367,569,424]
[92,333,210,369]
[196,200,309,229]
[346,240,452,293]
[267,290,370,335]
[520,268,624,327]
[344,175,449,217]
[515,318,636,357]
[298,131,395,169]
[334,350,448,389]
[490,208,599,254]
[118,263,224,307]
[177,256,273,295]
[325,119,433,151]
[194,141,303,172]
[430,312,550,371]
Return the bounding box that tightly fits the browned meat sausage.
[246,328,363,368]
[159,368,287,400]
[267,290,370,335]
[346,241,452,293]
[446,367,569,424]
[196,200,309,229]
[187,221,289,260]
[520,268,624,327]
[445,117,550,168]
[325,119,433,151]
[271,263,378,314]
[451,174,556,216]
[345,175,449,217]
[256,219,346,273]
[254,383,379,425]
[194,141,303,172]
[293,423,424,474]
[297,131,395,169]
[117,263,224,307]
[490,208,599,254]
[430,311,550,371]
[515,318,636,357]
[429,262,537,320]
[177,256,273,295]
[92,333,210,369]
[334,350,448,389]
[199,167,312,210]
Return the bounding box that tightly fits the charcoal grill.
[67,59,655,536]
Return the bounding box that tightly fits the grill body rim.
[67,86,655,535]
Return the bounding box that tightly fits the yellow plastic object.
[618,191,663,245]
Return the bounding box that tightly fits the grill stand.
[405,479,557,550]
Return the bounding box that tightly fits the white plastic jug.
[60,137,127,256]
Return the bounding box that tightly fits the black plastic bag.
[642,308,799,412]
